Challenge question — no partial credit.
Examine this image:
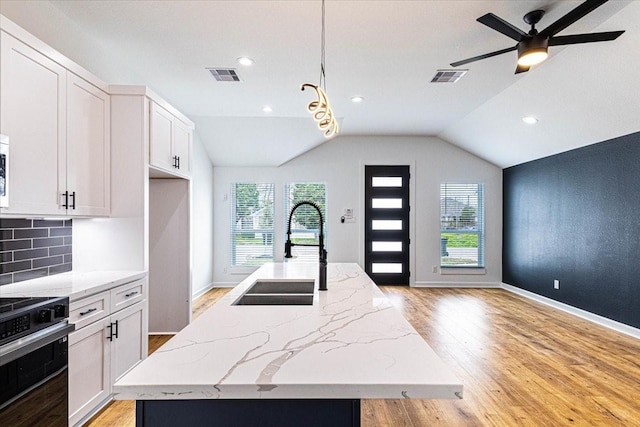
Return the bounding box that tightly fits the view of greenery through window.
[285,183,327,262]
[231,183,274,266]
[440,183,485,267]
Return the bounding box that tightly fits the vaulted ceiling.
[3,1,638,168]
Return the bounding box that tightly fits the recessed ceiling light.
[262,105,273,113]
[351,96,364,103]
[237,57,254,66]
[522,116,539,124]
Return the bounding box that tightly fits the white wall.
[213,135,502,287]
[191,133,214,296]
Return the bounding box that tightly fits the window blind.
[231,183,275,266]
[440,183,485,268]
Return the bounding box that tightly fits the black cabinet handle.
[177,156,180,169]
[79,307,97,316]
[107,320,119,341]
[113,320,119,339]
[125,291,139,298]
[62,191,69,209]
[173,155,179,168]
[70,191,76,210]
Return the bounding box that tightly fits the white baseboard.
[192,282,216,299]
[413,281,500,288]
[212,282,238,288]
[501,283,640,340]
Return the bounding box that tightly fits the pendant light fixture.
[301,0,339,138]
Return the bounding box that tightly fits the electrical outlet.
[554,279,559,290]
[223,267,228,274]
[432,266,438,273]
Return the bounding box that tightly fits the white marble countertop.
[113,263,463,401]
[0,270,147,301]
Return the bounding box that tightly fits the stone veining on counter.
[113,263,463,401]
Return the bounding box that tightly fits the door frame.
[358,160,416,287]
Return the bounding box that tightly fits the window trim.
[230,182,275,267]
[439,182,485,269]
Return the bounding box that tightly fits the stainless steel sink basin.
[245,280,315,294]
[233,279,316,305]
[233,294,313,306]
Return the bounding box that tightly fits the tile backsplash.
[0,219,72,285]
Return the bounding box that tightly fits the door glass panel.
[371,263,403,273]
[371,220,402,230]
[372,198,402,209]
[372,241,402,252]
[372,177,402,187]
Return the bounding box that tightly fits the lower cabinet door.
[111,301,147,382]
[68,317,111,426]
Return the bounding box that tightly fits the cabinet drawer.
[111,280,145,312]
[69,291,110,329]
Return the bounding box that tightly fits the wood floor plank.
[85,286,640,426]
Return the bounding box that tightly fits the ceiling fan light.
[517,37,549,66]
[518,49,548,66]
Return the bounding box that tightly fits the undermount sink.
[233,279,316,306]
[233,294,314,306]
[245,280,315,295]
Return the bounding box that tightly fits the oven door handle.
[0,322,75,367]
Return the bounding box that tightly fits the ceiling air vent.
[430,69,468,83]
[207,68,242,82]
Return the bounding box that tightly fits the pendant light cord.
[319,0,326,91]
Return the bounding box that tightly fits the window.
[284,183,327,262]
[440,183,485,268]
[231,183,275,266]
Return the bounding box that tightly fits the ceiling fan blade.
[548,30,625,46]
[450,46,517,67]
[477,13,528,41]
[539,0,609,37]
[515,64,530,74]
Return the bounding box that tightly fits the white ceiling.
[11,1,640,168]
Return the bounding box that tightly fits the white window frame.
[440,183,485,269]
[230,182,275,268]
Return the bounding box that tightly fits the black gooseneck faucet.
[285,201,327,291]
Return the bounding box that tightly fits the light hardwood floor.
[86,287,640,426]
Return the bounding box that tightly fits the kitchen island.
[113,263,462,426]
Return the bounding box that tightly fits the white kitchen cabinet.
[111,301,146,382]
[0,28,110,217]
[150,101,192,177]
[68,279,148,427]
[68,315,111,427]
[66,73,111,216]
[0,30,66,215]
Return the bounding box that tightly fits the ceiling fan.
[450,0,625,74]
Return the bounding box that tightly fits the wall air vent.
[207,68,242,82]
[430,69,468,83]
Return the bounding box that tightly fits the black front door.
[364,165,410,285]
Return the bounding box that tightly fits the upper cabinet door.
[149,102,174,172]
[0,31,67,215]
[66,73,111,216]
[173,118,191,175]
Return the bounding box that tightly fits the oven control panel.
[0,297,69,347]
[0,314,30,341]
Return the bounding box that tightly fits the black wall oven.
[0,296,74,426]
